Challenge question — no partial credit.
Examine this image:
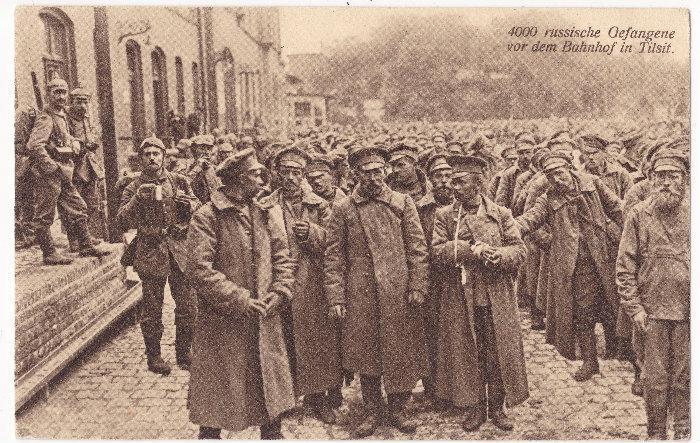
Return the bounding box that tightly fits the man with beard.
[117,136,200,374]
[189,135,218,203]
[187,148,295,439]
[516,151,623,382]
[623,139,671,216]
[432,155,528,432]
[415,153,453,402]
[260,146,343,424]
[324,145,429,438]
[26,77,109,264]
[495,133,536,210]
[387,142,431,203]
[65,87,106,244]
[616,148,689,440]
[306,154,346,207]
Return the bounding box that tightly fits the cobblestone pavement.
[16,285,646,440]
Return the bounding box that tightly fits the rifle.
[31,72,43,110]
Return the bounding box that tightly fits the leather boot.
[602,323,619,360]
[67,224,80,253]
[462,403,487,432]
[631,363,643,397]
[260,418,283,440]
[304,393,336,424]
[490,407,514,431]
[327,385,343,409]
[198,427,221,439]
[353,403,382,438]
[175,325,194,370]
[37,229,73,265]
[574,326,600,382]
[670,390,690,440]
[646,391,669,439]
[75,219,110,257]
[144,336,171,375]
[385,406,417,434]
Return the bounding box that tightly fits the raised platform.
[15,231,142,412]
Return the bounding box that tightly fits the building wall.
[107,6,201,160]
[208,7,285,134]
[15,6,286,171]
[287,94,327,128]
[15,7,98,119]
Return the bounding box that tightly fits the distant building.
[284,53,331,127]
[15,6,286,168]
[363,99,385,121]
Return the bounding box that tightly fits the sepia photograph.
[10,3,690,440]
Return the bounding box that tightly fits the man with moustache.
[516,151,623,382]
[117,136,200,374]
[432,155,528,432]
[189,135,218,203]
[187,148,295,440]
[415,153,454,402]
[260,146,343,424]
[26,76,109,264]
[324,145,429,438]
[616,148,689,440]
[387,142,432,203]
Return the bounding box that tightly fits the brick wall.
[15,249,128,380]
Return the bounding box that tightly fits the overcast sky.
[279,7,689,61]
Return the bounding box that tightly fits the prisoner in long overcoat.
[186,189,296,431]
[516,171,623,360]
[431,196,529,408]
[324,184,429,394]
[260,188,343,397]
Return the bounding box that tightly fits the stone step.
[15,242,142,412]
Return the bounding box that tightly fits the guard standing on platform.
[25,76,109,265]
[616,149,690,440]
[66,87,107,243]
[117,136,200,374]
[186,148,295,439]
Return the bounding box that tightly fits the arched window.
[125,40,146,149]
[150,47,169,142]
[175,57,185,115]
[39,7,78,88]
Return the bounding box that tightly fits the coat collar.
[138,168,169,184]
[351,183,394,205]
[264,187,325,207]
[416,191,436,208]
[450,194,500,222]
[210,186,273,213]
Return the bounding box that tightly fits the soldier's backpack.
[15,106,38,156]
